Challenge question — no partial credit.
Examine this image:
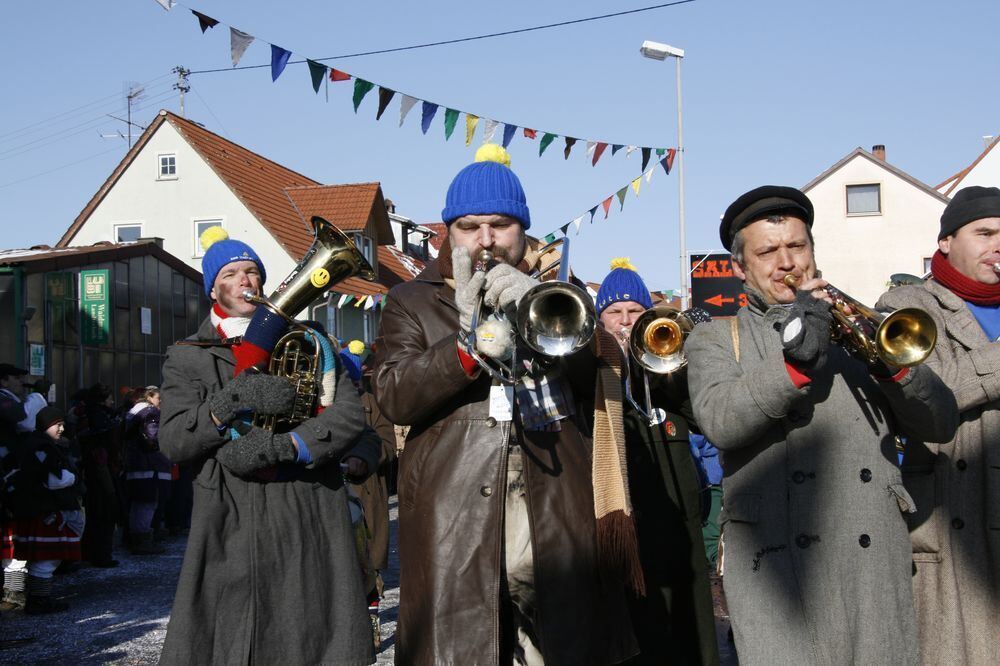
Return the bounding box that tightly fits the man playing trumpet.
[685,185,958,663]
[876,185,1000,664]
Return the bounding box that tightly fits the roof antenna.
[173,66,191,118]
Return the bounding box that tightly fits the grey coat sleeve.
[159,345,229,465]
[686,318,808,451]
[373,291,478,426]
[291,362,368,469]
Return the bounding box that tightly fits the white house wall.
[944,146,1000,195]
[807,155,945,305]
[66,121,297,293]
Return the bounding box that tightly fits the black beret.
[939,186,1000,240]
[720,185,814,251]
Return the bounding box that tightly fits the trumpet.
[628,306,693,374]
[783,274,936,368]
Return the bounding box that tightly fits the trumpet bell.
[516,281,596,357]
[629,306,693,374]
[875,308,937,368]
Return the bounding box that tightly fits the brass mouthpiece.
[993,262,1000,274]
[783,274,800,289]
[475,250,495,273]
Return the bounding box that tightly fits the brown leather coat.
[374,259,637,665]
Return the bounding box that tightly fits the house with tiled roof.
[802,144,949,305]
[936,134,1000,198]
[57,109,423,344]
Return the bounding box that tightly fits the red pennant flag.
[329,68,351,82]
[592,142,608,166]
[602,197,613,219]
[523,128,538,139]
[663,148,677,174]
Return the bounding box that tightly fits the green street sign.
[80,269,110,345]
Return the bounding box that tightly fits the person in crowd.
[685,185,959,663]
[157,227,380,665]
[123,386,170,555]
[0,363,31,609]
[594,259,719,665]
[78,383,120,568]
[375,144,637,665]
[1,406,83,614]
[876,185,1000,663]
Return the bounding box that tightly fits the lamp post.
[640,40,688,309]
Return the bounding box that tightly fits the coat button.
[480,485,493,497]
[956,459,967,471]
[952,518,964,530]
[859,534,871,548]
[486,417,497,428]
[859,468,872,483]
[792,471,806,484]
[795,534,811,549]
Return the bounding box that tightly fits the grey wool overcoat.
[685,292,958,666]
[157,316,379,666]
[879,280,1000,665]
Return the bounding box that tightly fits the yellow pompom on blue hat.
[199,226,266,298]
[596,257,653,315]
[442,144,530,228]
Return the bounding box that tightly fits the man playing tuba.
[685,185,958,664]
[158,228,380,665]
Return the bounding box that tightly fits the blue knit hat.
[442,144,531,229]
[199,226,267,298]
[596,258,653,315]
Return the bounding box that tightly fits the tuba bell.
[783,274,936,368]
[628,306,693,375]
[242,215,376,430]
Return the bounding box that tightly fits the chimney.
[384,198,396,214]
[137,236,164,248]
[871,144,886,161]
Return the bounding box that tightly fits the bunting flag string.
[169,6,670,170]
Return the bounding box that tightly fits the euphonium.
[783,274,936,368]
[628,306,693,374]
[243,215,376,430]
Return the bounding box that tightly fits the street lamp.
[640,40,688,309]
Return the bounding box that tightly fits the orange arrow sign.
[705,294,735,307]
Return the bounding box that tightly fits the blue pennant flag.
[271,45,292,82]
[502,123,517,148]
[420,101,439,135]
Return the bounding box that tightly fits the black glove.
[209,373,296,425]
[780,289,833,367]
[682,307,712,326]
[215,427,297,477]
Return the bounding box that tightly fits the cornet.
[783,274,936,368]
[628,306,693,375]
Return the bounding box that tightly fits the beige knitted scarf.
[592,325,645,596]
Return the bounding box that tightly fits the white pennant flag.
[231,28,255,67]
[153,0,176,9]
[573,216,584,235]
[586,141,597,159]
[625,145,638,158]
[399,95,418,126]
[365,295,377,310]
[337,294,349,308]
[645,167,655,184]
[482,119,500,144]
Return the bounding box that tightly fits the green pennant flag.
[539,132,556,156]
[444,108,459,140]
[544,233,557,243]
[616,186,628,210]
[307,60,326,94]
[353,79,375,112]
[655,148,666,157]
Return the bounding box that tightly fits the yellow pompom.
[200,225,230,251]
[348,339,366,355]
[474,143,511,168]
[610,257,638,272]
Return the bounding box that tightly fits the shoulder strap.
[729,317,740,363]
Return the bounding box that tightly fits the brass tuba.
[628,306,693,375]
[783,274,936,368]
[242,215,376,430]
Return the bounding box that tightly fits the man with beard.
[685,185,958,663]
[877,186,1000,664]
[375,145,637,665]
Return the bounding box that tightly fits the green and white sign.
[80,269,110,345]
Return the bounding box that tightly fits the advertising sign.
[81,269,111,345]
[690,253,745,317]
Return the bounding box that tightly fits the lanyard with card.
[489,384,515,422]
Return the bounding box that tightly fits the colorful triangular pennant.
[270,45,292,82]
[376,87,395,120]
[602,197,613,219]
[330,68,351,82]
[523,128,538,139]
[482,119,499,144]
[563,137,577,160]
[230,28,254,67]
[631,177,642,196]
[539,133,556,156]
[399,95,418,126]
[421,102,438,135]
[592,142,608,166]
[465,113,479,146]
[352,79,375,112]
[641,147,651,172]
[502,123,517,148]
[444,108,459,140]
[192,10,218,32]
[616,186,628,210]
[307,60,326,94]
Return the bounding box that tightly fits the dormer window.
[353,233,375,268]
[158,153,177,180]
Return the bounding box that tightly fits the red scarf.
[211,303,269,375]
[930,250,1000,305]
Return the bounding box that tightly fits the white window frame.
[192,218,226,258]
[353,232,376,271]
[923,257,932,276]
[157,153,177,180]
[846,183,882,216]
[113,222,144,243]
[362,309,374,343]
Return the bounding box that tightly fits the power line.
[188,0,697,75]
[0,145,126,190]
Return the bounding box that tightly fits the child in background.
[1,407,84,614]
[123,387,169,555]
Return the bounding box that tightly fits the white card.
[489,385,514,422]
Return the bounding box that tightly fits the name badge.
[489,385,514,422]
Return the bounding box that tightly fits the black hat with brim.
[720,185,814,251]
[939,186,1000,239]
[0,363,28,380]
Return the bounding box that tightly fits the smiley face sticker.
[310,267,331,288]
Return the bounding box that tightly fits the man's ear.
[732,259,747,281]
[209,286,217,301]
[938,236,951,256]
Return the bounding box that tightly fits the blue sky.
[2,0,997,291]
